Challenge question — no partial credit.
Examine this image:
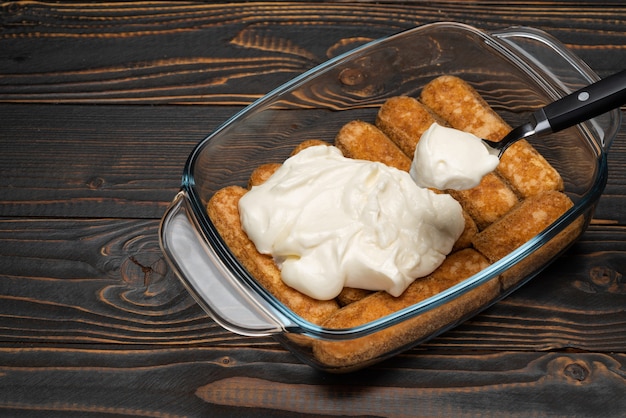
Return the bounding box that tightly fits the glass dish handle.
[159,191,292,336]
[491,26,622,151]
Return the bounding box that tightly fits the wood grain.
[0,104,228,218]
[1,218,624,352]
[1,2,625,104]
[2,347,626,417]
[1,107,625,222]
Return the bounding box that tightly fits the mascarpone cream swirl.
[238,145,464,300]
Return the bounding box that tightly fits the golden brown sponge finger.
[420,75,563,197]
[471,190,575,263]
[500,213,585,291]
[248,141,327,188]
[336,287,373,307]
[472,190,583,291]
[290,139,328,156]
[207,186,339,325]
[375,96,441,158]
[497,139,564,197]
[448,172,519,230]
[420,75,511,141]
[452,209,479,252]
[335,120,411,172]
[312,249,495,369]
[248,163,282,188]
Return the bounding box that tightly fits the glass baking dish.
[159,22,620,372]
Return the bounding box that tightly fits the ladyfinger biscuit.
[375,96,441,158]
[448,172,519,230]
[290,139,328,156]
[453,209,478,252]
[335,120,411,172]
[497,140,564,198]
[420,75,510,141]
[248,163,281,188]
[312,249,496,370]
[420,75,563,197]
[501,213,585,291]
[249,141,328,188]
[471,190,574,263]
[207,186,339,325]
[472,190,583,290]
[336,287,373,307]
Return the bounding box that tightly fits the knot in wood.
[87,176,106,189]
[123,254,167,291]
[339,68,367,86]
[564,362,589,382]
[589,266,625,294]
[3,2,24,17]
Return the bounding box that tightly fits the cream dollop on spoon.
[412,69,626,190]
[410,123,499,190]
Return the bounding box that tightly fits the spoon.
[483,69,626,157]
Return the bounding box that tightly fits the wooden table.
[1,2,625,416]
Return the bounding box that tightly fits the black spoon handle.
[533,69,626,135]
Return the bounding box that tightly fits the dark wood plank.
[0,217,224,346]
[1,217,625,353]
[1,2,625,105]
[0,104,235,219]
[1,346,625,417]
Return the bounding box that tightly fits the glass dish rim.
[174,21,616,340]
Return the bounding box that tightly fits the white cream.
[238,145,464,301]
[410,123,500,190]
